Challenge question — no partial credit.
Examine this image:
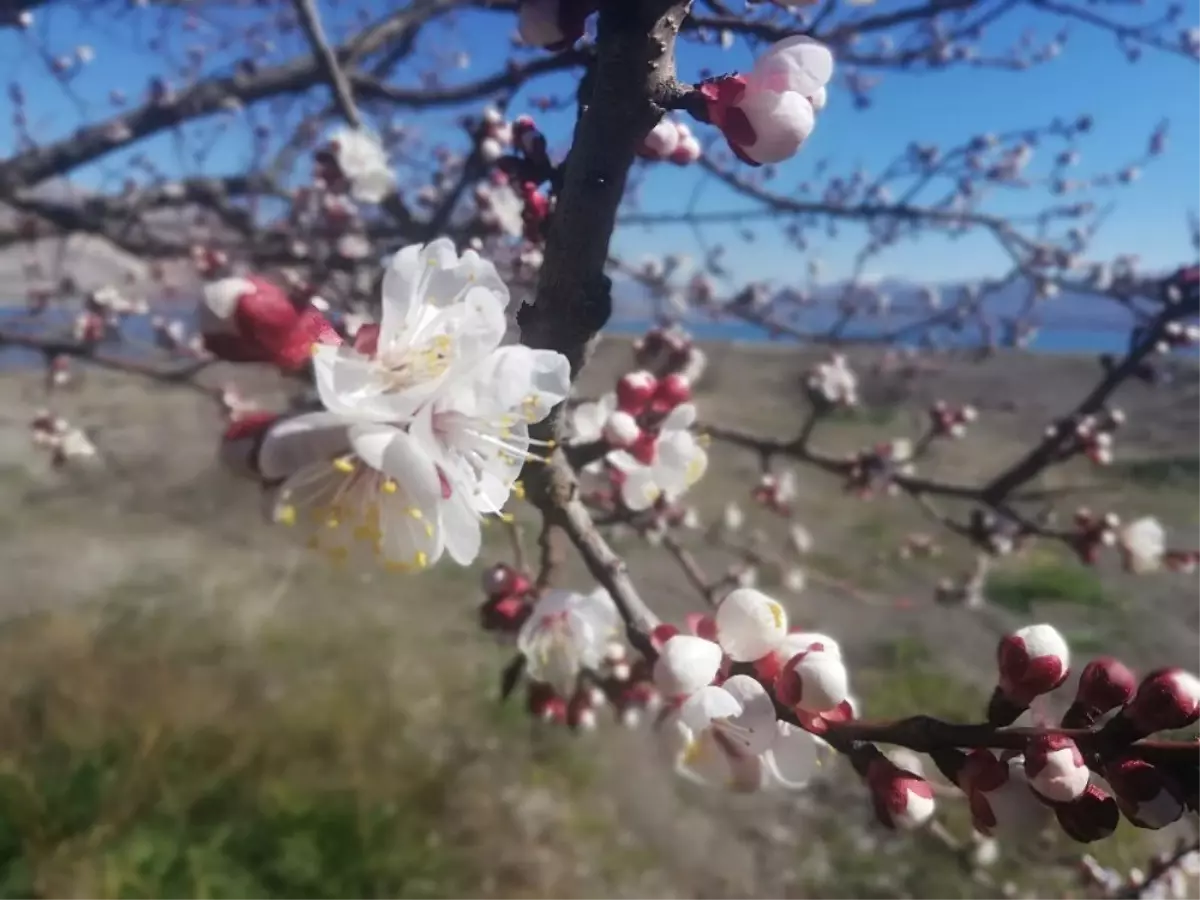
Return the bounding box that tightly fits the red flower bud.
[996,623,1070,706]
[1054,783,1119,843]
[1125,668,1200,734]
[615,370,658,416]
[1104,757,1186,829]
[866,757,936,830]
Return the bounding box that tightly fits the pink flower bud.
[1024,734,1089,803]
[1104,757,1185,829]
[651,373,692,413]
[642,119,680,159]
[669,135,702,165]
[1067,656,1136,725]
[1125,668,1200,733]
[200,275,340,371]
[1054,783,1120,843]
[996,623,1070,705]
[867,757,936,830]
[601,410,640,448]
[481,563,527,599]
[774,647,849,714]
[615,370,657,415]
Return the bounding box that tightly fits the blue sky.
[1,0,1196,287]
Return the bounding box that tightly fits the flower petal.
[653,634,723,697]
[715,587,788,662]
[257,411,353,481]
[716,674,778,755]
[765,720,824,788]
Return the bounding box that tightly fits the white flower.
[722,501,744,532]
[663,674,779,790]
[329,127,396,203]
[411,343,570,563]
[643,118,680,159]
[258,411,450,572]
[788,522,814,554]
[606,403,708,511]
[807,354,858,405]
[518,587,621,696]
[1119,516,1165,573]
[312,238,510,425]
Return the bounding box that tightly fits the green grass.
[1111,454,1200,489]
[858,636,987,722]
[987,559,1111,614]
[0,588,606,899]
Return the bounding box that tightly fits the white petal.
[349,424,440,506]
[750,36,835,95]
[765,720,823,788]
[257,411,353,481]
[621,464,662,511]
[715,588,788,661]
[716,674,778,755]
[790,649,849,713]
[654,635,723,696]
[679,684,742,732]
[311,345,410,423]
[662,402,697,432]
[737,90,816,165]
[440,491,483,565]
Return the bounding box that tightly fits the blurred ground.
[0,338,1195,898]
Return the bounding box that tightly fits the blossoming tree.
[1,0,1198,894]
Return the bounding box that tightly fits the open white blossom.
[329,127,397,203]
[607,403,708,511]
[1119,516,1166,573]
[411,343,570,562]
[312,238,510,425]
[259,411,449,572]
[518,587,621,696]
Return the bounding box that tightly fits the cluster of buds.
[1156,320,1200,353]
[805,354,858,408]
[638,117,702,165]
[928,400,978,439]
[477,106,514,163]
[968,508,1029,557]
[844,439,915,497]
[524,650,660,732]
[29,411,98,468]
[478,563,535,633]
[632,325,699,378]
[599,370,692,460]
[1070,507,1121,564]
[751,470,796,515]
[1044,408,1124,467]
[492,115,554,243]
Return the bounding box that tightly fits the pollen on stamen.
[407,507,423,519]
[333,455,355,473]
[276,504,297,526]
[512,480,526,499]
[382,479,398,493]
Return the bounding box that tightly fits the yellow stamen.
[512,480,525,500]
[276,504,296,526]
[333,456,355,473]
[382,479,398,494]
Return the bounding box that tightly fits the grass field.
[0,338,1195,897]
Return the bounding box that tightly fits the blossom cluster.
[570,368,707,513]
[215,239,570,572]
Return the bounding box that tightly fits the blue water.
[0,305,1149,373]
[605,316,1136,355]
